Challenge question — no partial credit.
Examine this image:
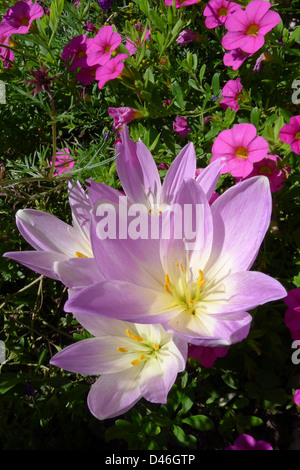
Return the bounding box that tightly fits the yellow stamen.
[218,7,228,16]
[117,347,128,353]
[259,166,272,175]
[164,283,171,294]
[153,344,159,350]
[235,147,248,159]
[104,45,111,54]
[246,24,259,36]
[165,273,171,287]
[139,354,146,360]
[126,329,144,342]
[131,359,141,366]
[180,263,184,273]
[75,251,88,258]
[295,132,300,140]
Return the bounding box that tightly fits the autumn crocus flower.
[165,0,199,8]
[203,0,241,29]
[50,313,187,420]
[63,176,286,347]
[222,0,280,54]
[86,25,122,67]
[62,35,90,71]
[219,78,244,112]
[3,181,96,283]
[210,123,269,178]
[2,0,44,35]
[108,107,144,130]
[173,116,192,138]
[226,434,273,450]
[95,53,128,89]
[279,115,300,155]
[235,154,289,193]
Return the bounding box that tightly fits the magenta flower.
[173,116,192,138]
[76,65,98,85]
[176,29,202,46]
[0,23,14,68]
[219,77,243,112]
[95,53,128,88]
[226,434,273,450]
[188,344,228,367]
[125,26,150,56]
[294,390,300,406]
[62,35,90,71]
[108,107,144,130]
[50,314,187,420]
[164,0,199,8]
[223,48,252,70]
[222,0,281,54]
[210,123,269,178]
[235,154,290,193]
[50,148,75,176]
[63,174,286,347]
[279,115,300,155]
[2,0,44,35]
[203,0,241,29]
[3,182,96,282]
[284,288,300,341]
[83,21,97,33]
[86,25,122,67]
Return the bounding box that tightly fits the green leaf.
[181,414,214,431]
[172,425,197,447]
[211,73,220,96]
[250,107,260,129]
[171,81,186,108]
[148,9,165,32]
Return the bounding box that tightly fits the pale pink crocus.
[165,0,199,8]
[222,0,281,54]
[223,48,252,70]
[62,35,90,71]
[279,115,300,155]
[95,53,128,89]
[2,0,44,35]
[176,29,202,46]
[235,154,290,193]
[203,0,241,29]
[219,77,243,112]
[50,314,187,420]
[86,25,122,67]
[173,116,192,138]
[210,123,269,178]
[108,107,144,130]
[226,434,273,450]
[188,344,228,367]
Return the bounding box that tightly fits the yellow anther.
[139,354,146,360]
[153,344,159,350]
[235,147,248,159]
[165,273,171,287]
[180,263,184,273]
[131,359,141,366]
[126,329,144,342]
[75,251,88,258]
[247,24,259,36]
[164,283,171,294]
[117,347,128,353]
[197,269,206,288]
[198,269,204,281]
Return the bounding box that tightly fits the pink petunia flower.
[76,65,98,85]
[219,77,244,112]
[284,288,300,341]
[188,344,228,367]
[226,434,273,450]
[165,0,199,8]
[125,25,150,56]
[108,107,144,130]
[173,116,192,138]
[203,0,241,29]
[294,390,300,407]
[210,123,269,178]
[95,53,128,89]
[2,0,44,35]
[222,0,281,54]
[86,25,122,67]
[50,148,75,176]
[235,154,290,193]
[0,22,14,68]
[62,35,90,71]
[279,115,300,155]
[223,48,252,70]
[176,29,202,46]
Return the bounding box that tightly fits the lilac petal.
[208,176,272,275]
[161,142,196,206]
[87,369,142,420]
[115,125,161,206]
[3,250,68,279]
[15,209,85,256]
[86,179,123,206]
[53,257,104,287]
[72,312,131,338]
[64,280,173,323]
[68,180,92,236]
[195,158,225,200]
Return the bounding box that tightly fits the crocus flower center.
[246,24,259,36]
[75,251,88,258]
[117,329,160,366]
[259,166,272,175]
[295,131,300,140]
[235,147,248,159]
[218,7,228,16]
[164,262,206,315]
